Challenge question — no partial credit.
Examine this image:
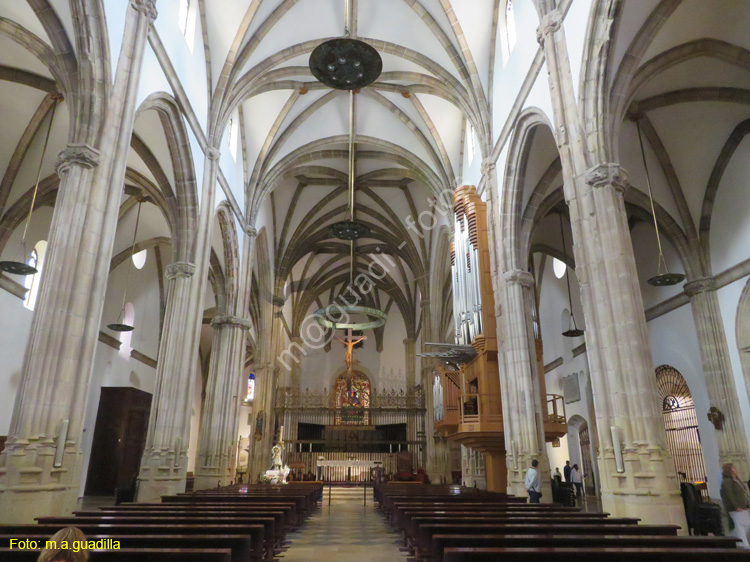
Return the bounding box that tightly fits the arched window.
[465,125,476,164]
[118,302,135,359]
[178,0,196,52]
[656,365,708,487]
[23,240,47,311]
[245,373,255,402]
[500,0,517,66]
[553,257,566,279]
[228,114,239,160]
[132,248,147,270]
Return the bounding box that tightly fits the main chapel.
[2,0,750,559]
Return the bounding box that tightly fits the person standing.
[525,459,541,504]
[563,460,571,483]
[571,464,583,497]
[721,463,750,549]
[554,467,562,483]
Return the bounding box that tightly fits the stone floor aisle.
[279,493,408,562]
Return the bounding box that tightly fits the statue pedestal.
[263,466,290,484]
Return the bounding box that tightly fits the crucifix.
[334,328,366,374]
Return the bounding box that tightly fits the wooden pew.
[412,523,681,561]
[0,523,265,562]
[0,548,232,562]
[120,501,299,527]
[442,547,750,562]
[430,534,741,562]
[0,535,251,562]
[36,516,278,559]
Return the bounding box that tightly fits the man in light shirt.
[524,459,541,503]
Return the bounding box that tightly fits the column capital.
[165,261,195,280]
[210,315,253,331]
[130,0,157,22]
[584,163,629,195]
[206,147,221,161]
[481,158,496,177]
[536,9,563,46]
[244,225,258,237]
[503,269,535,289]
[56,144,100,177]
[684,276,716,297]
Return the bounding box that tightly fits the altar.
[316,459,381,482]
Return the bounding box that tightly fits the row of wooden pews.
[0,482,322,562]
[376,483,750,562]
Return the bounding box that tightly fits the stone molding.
[165,261,196,280]
[503,269,535,288]
[584,163,629,195]
[210,315,253,331]
[684,276,717,297]
[536,9,562,46]
[244,225,258,237]
[481,158,496,177]
[130,0,158,21]
[56,144,100,176]
[206,147,221,161]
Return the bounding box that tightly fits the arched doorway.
[655,365,708,487]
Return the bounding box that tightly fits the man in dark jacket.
[563,460,571,483]
[721,463,750,549]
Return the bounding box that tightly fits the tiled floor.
[279,495,408,562]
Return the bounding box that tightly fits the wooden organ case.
[433,185,568,491]
[437,185,506,491]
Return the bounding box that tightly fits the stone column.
[136,261,196,500]
[574,165,685,525]
[288,336,304,394]
[0,0,155,523]
[536,7,686,526]
[500,269,552,500]
[138,146,223,501]
[685,277,750,476]
[194,315,252,490]
[404,337,417,390]
[247,362,276,481]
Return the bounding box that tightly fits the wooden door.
[84,387,152,496]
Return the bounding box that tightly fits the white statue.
[271,444,283,470]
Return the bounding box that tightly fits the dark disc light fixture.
[330,220,369,240]
[309,37,382,90]
[559,213,584,338]
[635,118,685,287]
[0,95,61,276]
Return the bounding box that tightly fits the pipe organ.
[439,185,507,491]
[434,186,568,491]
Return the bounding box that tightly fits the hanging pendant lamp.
[635,119,685,287]
[309,1,382,90]
[107,200,143,332]
[559,213,584,338]
[0,95,61,275]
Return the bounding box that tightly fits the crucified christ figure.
[335,331,367,372]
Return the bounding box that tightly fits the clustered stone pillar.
[535,6,686,526]
[574,165,686,525]
[404,337,417,390]
[138,142,223,500]
[500,269,552,500]
[685,277,750,476]
[137,261,196,500]
[194,315,252,490]
[0,0,156,522]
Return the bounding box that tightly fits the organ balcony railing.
[544,393,567,438]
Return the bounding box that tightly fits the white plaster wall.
[0,290,33,434]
